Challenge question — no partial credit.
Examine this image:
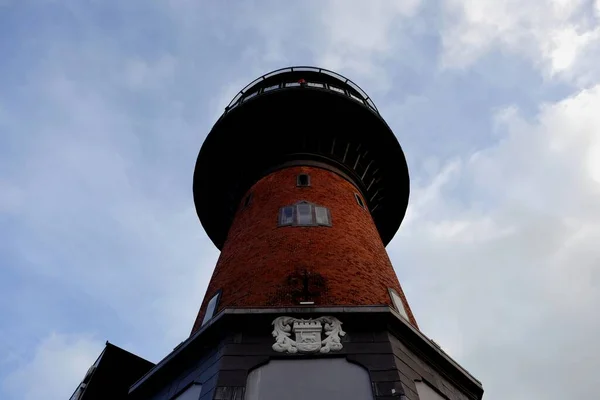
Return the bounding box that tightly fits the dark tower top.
[193,66,410,249]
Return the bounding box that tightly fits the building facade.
[70,67,483,400]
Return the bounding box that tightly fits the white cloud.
[441,0,600,85]
[316,0,422,81]
[184,0,427,95]
[392,84,600,399]
[2,333,103,400]
[124,54,178,90]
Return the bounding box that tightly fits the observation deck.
[193,66,410,249]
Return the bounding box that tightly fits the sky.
[1,0,600,399]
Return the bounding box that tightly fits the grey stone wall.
[131,312,480,400]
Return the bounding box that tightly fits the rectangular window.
[244,91,258,100]
[263,84,280,92]
[350,93,364,103]
[280,206,294,226]
[415,381,446,400]
[315,206,330,226]
[307,82,324,88]
[296,174,310,187]
[172,383,203,400]
[285,82,301,87]
[201,292,221,327]
[389,289,409,320]
[296,203,313,225]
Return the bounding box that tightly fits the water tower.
[71,67,484,400]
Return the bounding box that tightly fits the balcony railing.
[224,66,379,115]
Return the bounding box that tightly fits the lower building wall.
[388,333,472,400]
[133,312,480,400]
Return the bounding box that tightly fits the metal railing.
[224,66,379,114]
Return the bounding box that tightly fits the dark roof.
[193,66,410,249]
[69,342,154,400]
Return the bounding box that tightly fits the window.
[415,381,447,400]
[244,91,258,101]
[296,203,312,225]
[280,206,294,225]
[389,288,409,320]
[246,359,374,400]
[315,207,330,225]
[350,93,364,103]
[278,202,331,227]
[296,174,310,187]
[307,82,324,88]
[201,290,221,327]
[172,383,202,400]
[354,193,365,208]
[243,193,252,208]
[263,84,280,92]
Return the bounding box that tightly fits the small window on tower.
[355,193,365,208]
[297,174,311,187]
[388,288,409,321]
[243,193,252,208]
[315,206,331,226]
[201,290,221,327]
[296,203,313,225]
[279,206,295,226]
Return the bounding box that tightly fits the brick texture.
[191,166,417,334]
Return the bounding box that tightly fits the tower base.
[129,307,483,400]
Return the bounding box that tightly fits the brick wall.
[191,166,417,334]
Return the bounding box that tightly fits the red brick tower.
[191,67,416,334]
[126,67,483,400]
[191,164,418,333]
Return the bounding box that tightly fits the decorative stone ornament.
[271,316,346,354]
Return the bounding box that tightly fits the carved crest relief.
[271,316,346,354]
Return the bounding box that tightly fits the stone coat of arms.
[271,316,345,354]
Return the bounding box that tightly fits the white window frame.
[278,202,331,227]
[388,288,409,320]
[201,290,221,327]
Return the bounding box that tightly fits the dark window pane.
[355,193,365,208]
[173,383,203,400]
[297,174,310,187]
[243,193,252,208]
[280,207,294,225]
